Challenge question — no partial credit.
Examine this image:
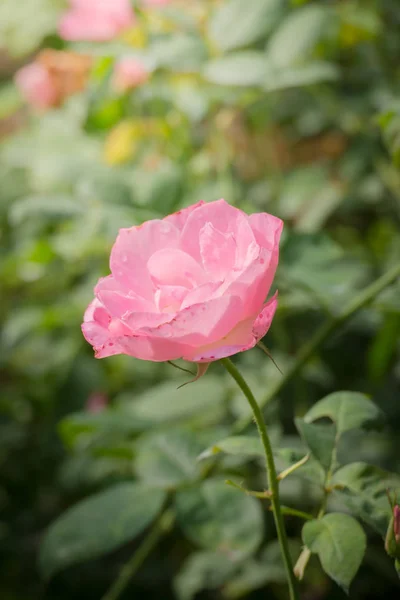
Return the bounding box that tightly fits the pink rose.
[112,58,149,92]
[82,199,282,363]
[15,63,58,110]
[86,392,108,414]
[59,0,135,42]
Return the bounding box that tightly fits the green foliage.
[204,51,269,87]
[266,5,333,68]
[332,462,400,536]
[39,483,166,579]
[0,0,63,57]
[175,479,264,558]
[1,0,400,598]
[295,419,336,471]
[135,429,205,489]
[174,552,236,600]
[198,435,263,460]
[303,513,366,593]
[304,391,383,433]
[208,0,284,52]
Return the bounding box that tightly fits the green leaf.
[59,412,139,450]
[203,52,268,87]
[266,5,332,68]
[39,482,166,579]
[0,0,63,57]
[275,447,325,485]
[9,194,85,225]
[128,163,182,213]
[302,513,366,592]
[367,313,400,382]
[150,34,207,72]
[304,391,383,434]
[175,479,263,559]
[223,539,301,598]
[208,0,284,52]
[281,234,368,311]
[135,429,204,489]
[174,552,236,600]
[295,419,336,471]
[58,454,133,492]
[332,462,400,536]
[117,376,226,429]
[263,61,339,91]
[198,435,263,460]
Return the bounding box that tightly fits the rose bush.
[82,199,282,363]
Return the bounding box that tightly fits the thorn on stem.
[257,342,283,375]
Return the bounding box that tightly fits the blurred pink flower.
[59,0,135,42]
[113,58,149,92]
[82,199,282,363]
[15,50,92,111]
[86,392,108,414]
[15,63,58,110]
[394,505,400,543]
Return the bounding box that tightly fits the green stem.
[225,480,313,521]
[234,262,400,432]
[221,358,299,600]
[101,509,174,600]
[276,506,314,521]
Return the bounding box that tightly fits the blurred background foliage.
[1,0,400,599]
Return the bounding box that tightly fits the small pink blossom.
[59,0,135,42]
[394,506,400,543]
[112,58,149,92]
[86,392,108,414]
[82,199,282,364]
[15,63,58,110]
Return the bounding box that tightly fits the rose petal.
[163,200,205,231]
[110,219,180,298]
[101,334,195,362]
[185,293,278,362]
[249,213,283,252]
[180,281,222,310]
[154,285,188,313]
[95,275,155,317]
[139,295,243,346]
[180,199,256,264]
[147,248,206,288]
[199,222,236,279]
[122,310,174,332]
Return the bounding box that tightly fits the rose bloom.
[112,58,149,93]
[15,63,58,110]
[59,0,135,42]
[86,392,108,414]
[15,50,92,110]
[82,199,282,363]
